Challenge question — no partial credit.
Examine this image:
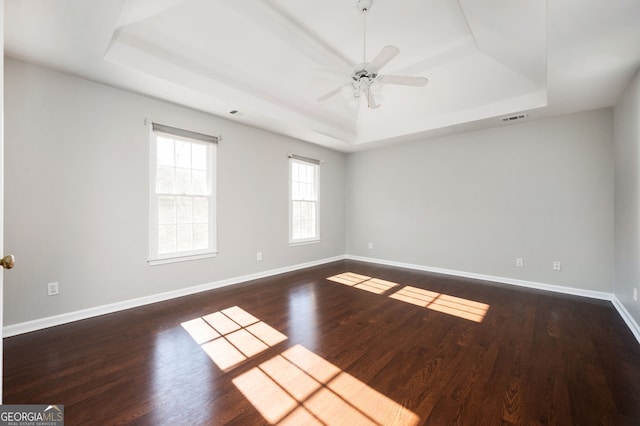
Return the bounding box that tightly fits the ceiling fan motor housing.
[357,0,373,12]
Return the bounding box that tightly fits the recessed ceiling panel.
[5,0,639,151]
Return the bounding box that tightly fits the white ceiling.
[5,0,640,152]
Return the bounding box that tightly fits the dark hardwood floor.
[4,260,640,425]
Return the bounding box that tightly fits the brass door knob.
[1,254,15,269]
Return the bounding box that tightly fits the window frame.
[148,125,218,265]
[289,156,320,245]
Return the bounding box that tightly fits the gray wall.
[614,68,640,325]
[3,55,630,328]
[346,109,614,293]
[3,58,346,325]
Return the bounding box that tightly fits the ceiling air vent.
[501,113,528,123]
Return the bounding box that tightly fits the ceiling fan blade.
[365,88,380,109]
[369,45,400,73]
[379,75,429,87]
[317,86,343,102]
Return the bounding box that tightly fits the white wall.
[614,68,640,325]
[3,58,346,325]
[346,109,614,293]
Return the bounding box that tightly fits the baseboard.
[3,255,346,337]
[346,255,640,344]
[611,296,640,344]
[6,254,638,345]
[346,255,612,300]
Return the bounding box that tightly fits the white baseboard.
[346,255,640,344]
[346,255,612,300]
[5,253,639,346]
[3,255,346,337]
[611,296,640,344]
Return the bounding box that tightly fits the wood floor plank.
[4,260,640,425]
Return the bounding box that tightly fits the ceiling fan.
[317,0,428,109]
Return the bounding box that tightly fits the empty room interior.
[1,0,640,424]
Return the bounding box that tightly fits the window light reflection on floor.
[233,344,420,425]
[390,286,489,323]
[327,273,490,323]
[182,307,421,425]
[327,272,400,294]
[181,306,287,372]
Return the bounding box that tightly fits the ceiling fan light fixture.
[370,80,382,95]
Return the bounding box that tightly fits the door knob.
[1,254,15,269]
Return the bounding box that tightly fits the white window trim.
[148,124,218,264]
[289,157,320,245]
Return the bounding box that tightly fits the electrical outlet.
[256,252,263,261]
[553,261,561,271]
[516,258,524,267]
[634,288,638,302]
[47,282,59,296]
[368,242,373,249]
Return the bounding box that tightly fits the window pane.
[157,137,175,166]
[306,165,313,184]
[177,224,193,251]
[192,143,207,170]
[192,170,207,195]
[176,168,192,194]
[158,196,176,225]
[305,164,312,183]
[309,219,316,237]
[293,220,301,239]
[304,183,311,200]
[193,197,209,223]
[292,182,300,199]
[175,140,192,168]
[193,224,208,250]
[177,196,193,224]
[292,201,300,221]
[157,165,175,194]
[310,201,316,220]
[159,224,176,254]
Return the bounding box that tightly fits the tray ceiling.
[5,0,640,151]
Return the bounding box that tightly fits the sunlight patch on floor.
[390,286,489,322]
[183,307,421,424]
[233,344,420,425]
[327,272,400,294]
[181,306,287,372]
[327,272,371,286]
[328,273,490,323]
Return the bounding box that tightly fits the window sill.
[289,239,321,247]
[148,252,218,266]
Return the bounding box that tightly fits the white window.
[149,123,217,264]
[289,155,320,244]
